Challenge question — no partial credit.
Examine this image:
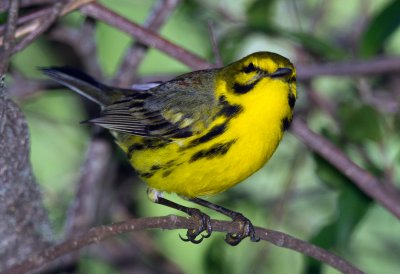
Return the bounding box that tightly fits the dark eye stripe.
[243,62,256,73]
[232,79,260,94]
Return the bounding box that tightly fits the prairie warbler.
[42,51,296,245]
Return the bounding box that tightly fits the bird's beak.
[270,68,293,78]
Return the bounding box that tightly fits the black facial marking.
[288,93,296,109]
[218,96,243,118]
[281,117,292,131]
[233,80,259,94]
[189,140,236,162]
[243,62,256,73]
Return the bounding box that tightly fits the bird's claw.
[225,213,260,246]
[179,208,212,244]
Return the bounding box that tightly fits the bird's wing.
[88,70,219,138]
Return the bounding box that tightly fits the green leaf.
[359,0,400,57]
[285,31,347,60]
[340,104,383,142]
[314,154,349,191]
[204,239,230,274]
[246,0,276,30]
[218,27,251,63]
[304,155,372,274]
[0,12,6,24]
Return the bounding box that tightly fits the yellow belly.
[116,80,292,198]
[118,132,281,197]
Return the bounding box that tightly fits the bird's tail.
[40,67,124,107]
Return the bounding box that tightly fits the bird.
[41,51,296,245]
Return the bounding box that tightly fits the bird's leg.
[188,197,260,246]
[147,188,212,244]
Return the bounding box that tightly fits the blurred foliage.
[359,0,400,57]
[9,0,400,274]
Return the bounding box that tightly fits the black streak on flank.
[139,171,154,178]
[162,170,172,178]
[171,130,193,138]
[281,117,292,131]
[150,165,162,171]
[188,123,227,148]
[127,138,171,158]
[288,93,296,109]
[189,140,236,162]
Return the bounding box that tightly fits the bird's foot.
[225,213,260,246]
[179,208,212,244]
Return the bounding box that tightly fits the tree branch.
[297,56,400,80]
[48,19,103,77]
[0,0,19,75]
[64,139,114,238]
[291,118,400,219]
[12,2,64,54]
[0,58,52,274]
[81,2,212,70]
[0,0,95,48]
[0,0,58,12]
[3,216,364,274]
[113,0,180,86]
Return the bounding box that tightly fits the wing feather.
[87,70,218,138]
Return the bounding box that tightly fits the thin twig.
[0,0,58,12]
[64,139,114,237]
[291,118,400,219]
[0,0,19,75]
[297,56,400,80]
[12,2,64,54]
[2,215,364,274]
[0,6,50,35]
[81,2,212,70]
[208,20,223,67]
[113,0,180,86]
[53,138,114,271]
[48,19,103,77]
[0,0,95,47]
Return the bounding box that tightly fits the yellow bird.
[42,51,296,245]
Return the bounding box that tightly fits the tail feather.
[40,67,114,106]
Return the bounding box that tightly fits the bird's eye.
[243,62,256,73]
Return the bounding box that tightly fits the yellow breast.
[117,74,295,198]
